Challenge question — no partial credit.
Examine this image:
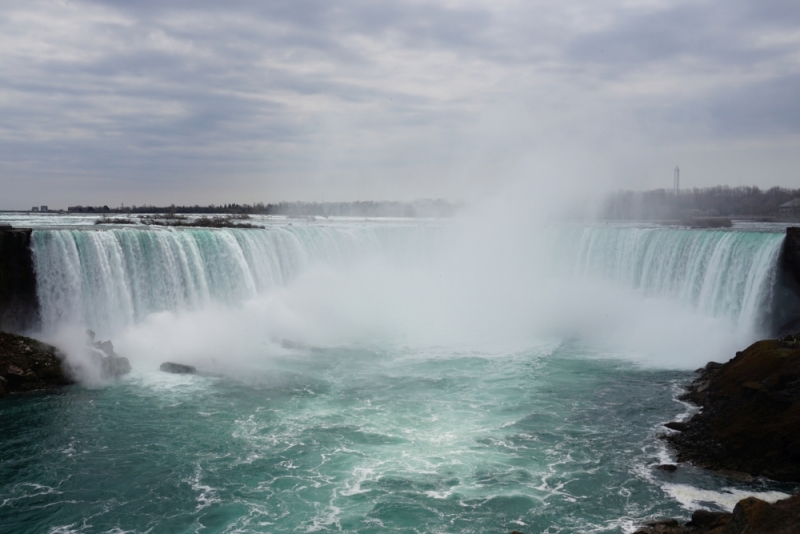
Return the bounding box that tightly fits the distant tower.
[674,166,680,195]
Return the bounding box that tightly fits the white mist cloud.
[93,179,754,373]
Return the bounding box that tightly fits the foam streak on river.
[0,214,797,534]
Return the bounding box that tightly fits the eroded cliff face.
[0,228,39,333]
[781,227,800,277]
[665,338,800,481]
[630,335,800,534]
[772,227,800,335]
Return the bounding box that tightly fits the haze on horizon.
[1,0,799,210]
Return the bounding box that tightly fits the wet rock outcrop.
[664,337,800,482]
[0,331,73,396]
[771,226,800,336]
[780,227,800,288]
[632,337,800,533]
[86,330,131,379]
[633,494,800,533]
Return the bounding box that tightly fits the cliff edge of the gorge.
[0,227,39,333]
[633,336,800,533]
[666,336,800,482]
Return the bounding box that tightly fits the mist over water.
[30,191,782,371]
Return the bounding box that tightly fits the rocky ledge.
[665,336,800,481]
[0,331,73,396]
[634,336,800,533]
[1,331,133,397]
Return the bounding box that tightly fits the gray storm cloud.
[1,0,799,208]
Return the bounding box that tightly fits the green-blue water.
[1,342,794,534]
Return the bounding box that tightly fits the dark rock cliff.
[771,227,800,335]
[781,227,800,282]
[665,338,800,481]
[0,227,39,333]
[632,337,800,533]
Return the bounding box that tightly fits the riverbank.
[666,336,800,482]
[634,336,800,532]
[95,214,259,228]
[634,494,800,533]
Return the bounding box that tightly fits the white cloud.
[1,0,799,207]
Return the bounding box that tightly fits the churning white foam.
[660,485,790,512]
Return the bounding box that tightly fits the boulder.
[160,362,196,374]
[88,336,131,379]
[87,350,131,380]
[727,494,800,533]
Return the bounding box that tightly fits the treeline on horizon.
[601,185,800,220]
[70,199,459,218]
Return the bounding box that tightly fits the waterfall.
[31,223,787,341]
[31,225,415,335]
[559,227,785,335]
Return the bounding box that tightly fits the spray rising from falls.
[30,223,786,365]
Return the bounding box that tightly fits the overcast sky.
[1,0,799,208]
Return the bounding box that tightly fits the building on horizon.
[777,199,800,221]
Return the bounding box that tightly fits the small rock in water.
[663,421,689,431]
[86,336,131,379]
[103,354,131,378]
[656,464,678,472]
[160,362,196,374]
